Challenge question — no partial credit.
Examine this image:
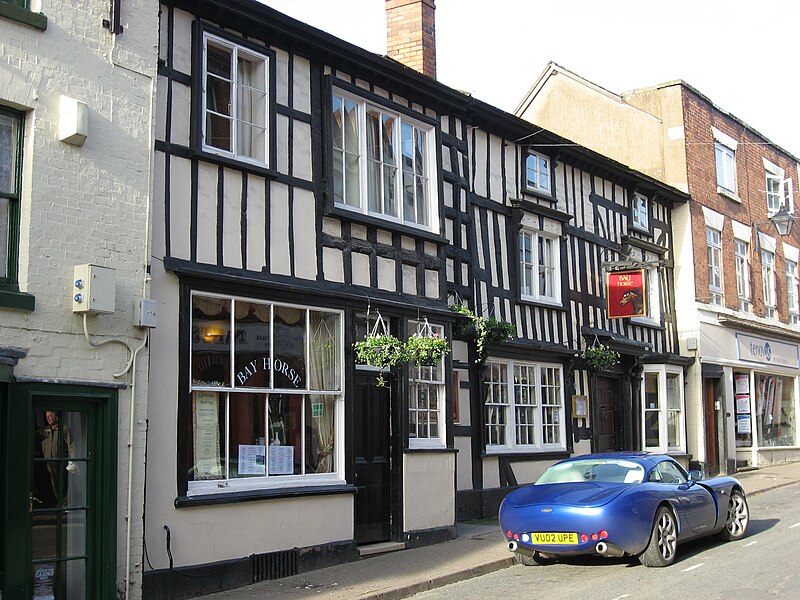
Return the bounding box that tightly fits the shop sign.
[236,355,303,387]
[736,333,800,368]
[606,269,646,319]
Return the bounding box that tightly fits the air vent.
[252,549,299,582]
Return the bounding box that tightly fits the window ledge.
[519,297,566,312]
[405,446,456,453]
[328,204,446,244]
[717,187,741,203]
[483,449,569,460]
[521,188,556,203]
[175,483,356,507]
[0,3,47,30]
[0,287,35,311]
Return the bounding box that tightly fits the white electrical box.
[135,298,158,328]
[72,264,116,314]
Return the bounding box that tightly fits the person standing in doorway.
[40,410,78,505]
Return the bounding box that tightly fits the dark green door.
[2,384,117,600]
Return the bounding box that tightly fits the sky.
[260,0,800,157]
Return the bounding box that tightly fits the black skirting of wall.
[141,539,358,599]
[404,524,458,549]
[456,487,518,522]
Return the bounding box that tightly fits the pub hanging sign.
[606,269,647,319]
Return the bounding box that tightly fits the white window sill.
[717,186,741,202]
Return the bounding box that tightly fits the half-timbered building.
[144,1,692,596]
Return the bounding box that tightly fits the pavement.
[194,461,800,600]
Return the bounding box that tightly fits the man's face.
[45,411,58,427]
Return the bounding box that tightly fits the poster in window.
[238,444,266,475]
[734,373,749,395]
[736,414,752,434]
[735,395,751,414]
[193,391,222,479]
[268,445,294,475]
[606,269,647,319]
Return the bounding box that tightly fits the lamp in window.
[754,205,795,250]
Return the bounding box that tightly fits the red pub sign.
[606,269,646,319]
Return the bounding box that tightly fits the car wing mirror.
[688,470,702,482]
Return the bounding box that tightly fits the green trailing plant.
[353,333,405,387]
[450,304,516,363]
[405,331,450,366]
[582,343,620,371]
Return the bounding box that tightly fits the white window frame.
[484,359,565,453]
[706,227,724,305]
[523,150,552,196]
[641,365,686,453]
[761,248,777,318]
[201,31,270,166]
[331,87,439,233]
[519,228,561,306]
[735,238,751,313]
[630,267,662,326]
[187,292,345,495]
[408,321,447,448]
[631,192,649,232]
[763,157,795,215]
[713,127,738,197]
[787,258,799,324]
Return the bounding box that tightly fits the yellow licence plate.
[530,532,578,545]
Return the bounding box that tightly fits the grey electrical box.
[135,298,158,328]
[72,264,116,314]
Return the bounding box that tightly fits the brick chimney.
[385,0,436,78]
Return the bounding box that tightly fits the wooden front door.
[703,378,720,476]
[595,376,621,451]
[353,372,392,544]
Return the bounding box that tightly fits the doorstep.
[358,541,406,558]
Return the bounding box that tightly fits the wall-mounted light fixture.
[754,205,795,251]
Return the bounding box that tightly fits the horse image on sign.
[606,269,647,318]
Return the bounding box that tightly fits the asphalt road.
[411,482,800,600]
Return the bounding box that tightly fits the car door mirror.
[688,470,702,481]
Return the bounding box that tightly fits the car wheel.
[718,489,749,541]
[515,551,555,566]
[639,506,678,567]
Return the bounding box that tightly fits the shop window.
[755,373,796,447]
[642,366,685,453]
[734,372,752,447]
[330,87,439,232]
[201,30,271,166]
[408,321,446,448]
[484,359,565,452]
[186,293,344,494]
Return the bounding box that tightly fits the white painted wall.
[0,1,159,597]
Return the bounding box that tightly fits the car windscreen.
[535,459,645,485]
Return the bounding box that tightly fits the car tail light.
[513,533,520,541]
[580,533,589,543]
[599,530,609,539]
[591,533,598,541]
[506,530,513,538]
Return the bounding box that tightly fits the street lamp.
[754,205,796,249]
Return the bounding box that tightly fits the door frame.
[352,368,402,544]
[1,382,118,599]
[592,375,623,452]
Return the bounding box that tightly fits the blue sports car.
[499,452,749,567]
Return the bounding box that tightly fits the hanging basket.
[405,318,450,366]
[353,311,405,386]
[582,342,620,372]
[450,304,515,363]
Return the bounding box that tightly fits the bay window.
[186,293,344,493]
[331,87,438,232]
[642,366,685,453]
[484,359,565,452]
